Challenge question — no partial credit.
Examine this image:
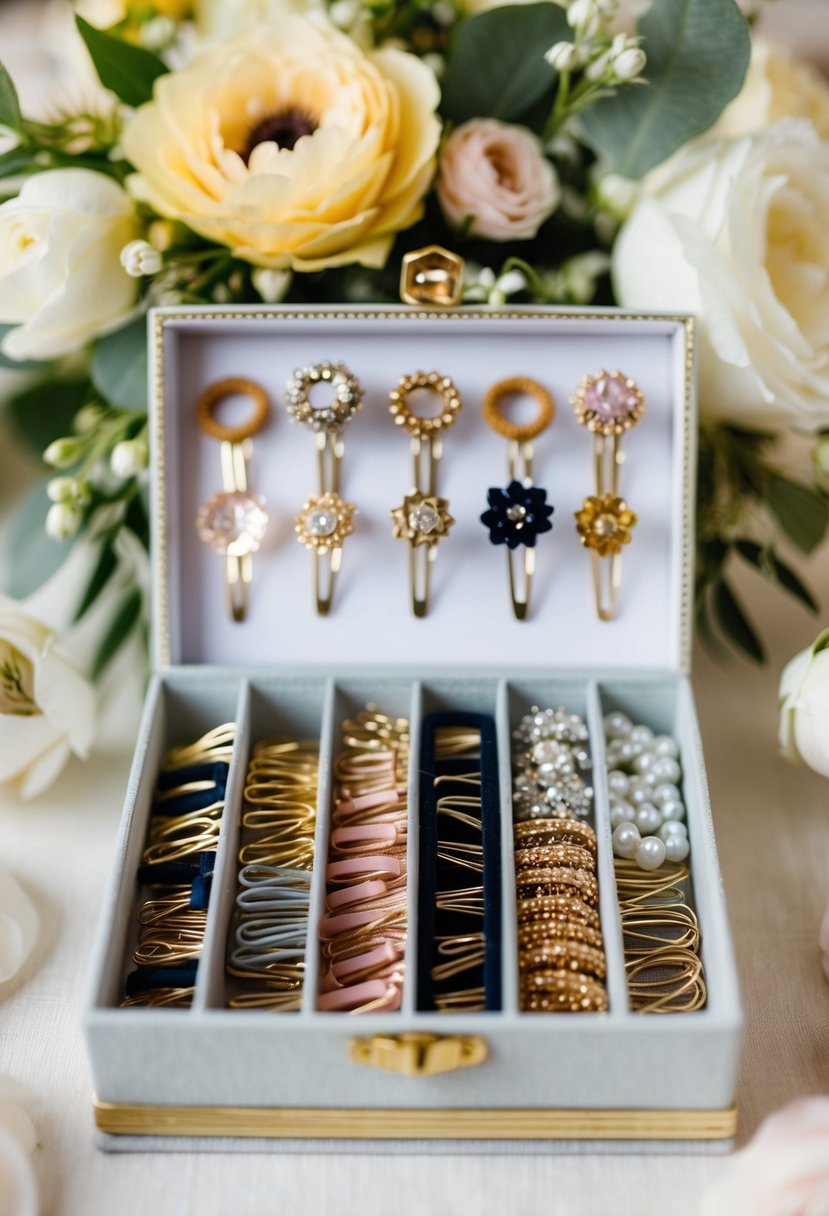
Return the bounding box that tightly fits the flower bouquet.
[1,0,828,795]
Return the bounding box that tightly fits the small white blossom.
[46,476,90,506]
[423,53,446,78]
[463,264,527,307]
[329,0,359,28]
[139,16,176,50]
[45,501,82,541]
[545,41,580,73]
[111,436,148,479]
[251,268,293,304]
[432,1,456,26]
[147,220,176,252]
[567,0,600,36]
[614,45,647,79]
[595,171,639,220]
[73,403,105,434]
[120,239,162,278]
[43,437,83,469]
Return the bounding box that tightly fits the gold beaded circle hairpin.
[479,376,555,620]
[285,361,362,616]
[572,370,644,622]
[195,378,270,622]
[389,370,461,617]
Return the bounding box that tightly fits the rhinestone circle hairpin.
[285,360,363,616]
[572,370,644,622]
[195,377,270,623]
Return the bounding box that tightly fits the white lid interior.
[149,306,695,673]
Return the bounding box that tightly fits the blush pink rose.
[436,119,560,241]
[701,1097,829,1216]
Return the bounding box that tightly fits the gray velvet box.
[83,307,742,1150]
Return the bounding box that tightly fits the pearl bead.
[660,799,686,822]
[605,712,633,739]
[650,757,681,784]
[612,822,641,859]
[632,752,654,774]
[628,778,651,805]
[652,735,679,759]
[657,821,687,842]
[617,741,637,763]
[610,799,635,827]
[664,835,690,862]
[630,725,655,747]
[608,770,630,796]
[652,783,681,806]
[636,836,667,871]
[635,803,662,834]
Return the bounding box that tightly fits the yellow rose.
[716,37,829,140]
[121,12,441,271]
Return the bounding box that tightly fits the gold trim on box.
[150,307,696,674]
[93,1097,736,1141]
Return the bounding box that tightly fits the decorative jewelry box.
[83,305,743,1151]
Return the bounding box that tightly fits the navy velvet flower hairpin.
[480,480,554,549]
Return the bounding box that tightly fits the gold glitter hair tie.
[195,378,270,623]
[389,370,461,617]
[286,361,362,616]
[572,370,644,622]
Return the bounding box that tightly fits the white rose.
[0,596,95,800]
[778,628,829,776]
[0,169,138,362]
[701,1097,829,1216]
[613,120,829,430]
[0,864,38,988]
[0,1078,37,1216]
[716,38,829,141]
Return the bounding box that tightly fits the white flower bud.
[329,0,359,27]
[585,48,613,82]
[43,437,83,468]
[251,268,292,304]
[45,501,82,541]
[73,403,105,434]
[432,1,456,26]
[111,437,148,479]
[120,239,163,278]
[545,41,580,73]
[147,220,176,252]
[567,0,599,35]
[613,46,647,80]
[47,477,77,503]
[595,171,639,220]
[140,16,176,50]
[422,53,446,79]
[497,269,528,296]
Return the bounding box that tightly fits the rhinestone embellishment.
[196,490,268,556]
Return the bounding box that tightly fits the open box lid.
[148,305,696,674]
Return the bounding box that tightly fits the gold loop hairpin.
[572,370,644,621]
[480,377,555,620]
[195,378,270,622]
[286,362,362,616]
[389,371,461,617]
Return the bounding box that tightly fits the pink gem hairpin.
[195,377,270,623]
[285,361,363,616]
[479,376,556,621]
[389,371,462,617]
[572,370,644,622]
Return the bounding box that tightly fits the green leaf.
[734,538,819,613]
[713,578,765,663]
[440,3,568,124]
[766,474,829,554]
[74,543,118,623]
[0,62,22,132]
[92,586,142,680]
[75,15,167,108]
[3,480,73,598]
[4,377,91,458]
[580,0,751,179]
[91,317,148,409]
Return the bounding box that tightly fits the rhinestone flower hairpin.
[572,370,644,622]
[511,707,593,822]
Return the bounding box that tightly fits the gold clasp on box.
[348,1032,488,1077]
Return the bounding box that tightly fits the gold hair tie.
[389,371,461,617]
[572,370,644,621]
[195,377,270,622]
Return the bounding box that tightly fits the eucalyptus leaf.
[713,578,764,663]
[734,538,819,613]
[441,3,568,124]
[75,15,167,108]
[3,481,73,598]
[91,317,148,410]
[580,0,750,179]
[92,586,142,680]
[74,543,118,623]
[5,378,91,459]
[0,62,22,133]
[766,474,829,554]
